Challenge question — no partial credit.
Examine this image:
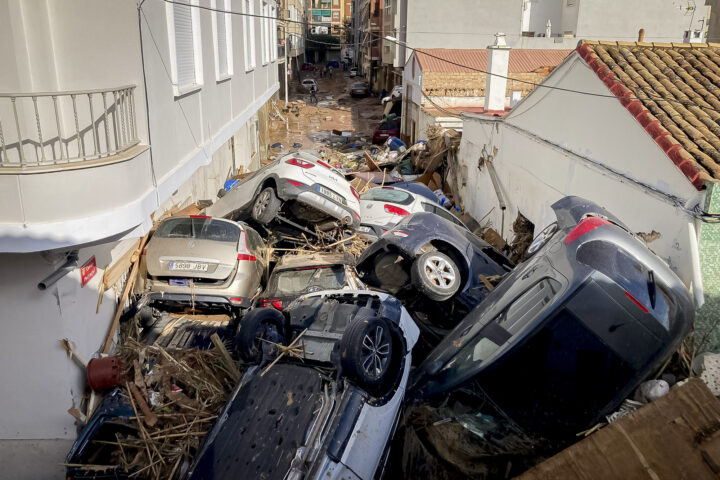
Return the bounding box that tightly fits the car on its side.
[372,119,400,144]
[407,196,695,440]
[358,186,460,239]
[301,78,318,90]
[135,216,268,316]
[186,290,420,480]
[350,82,370,97]
[256,252,365,310]
[357,212,514,306]
[207,151,361,231]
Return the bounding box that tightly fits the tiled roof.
[415,48,573,74]
[577,40,720,188]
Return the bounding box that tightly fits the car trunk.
[146,238,238,280]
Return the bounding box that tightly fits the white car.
[382,85,403,104]
[302,78,318,90]
[357,185,464,238]
[349,67,358,77]
[207,151,361,230]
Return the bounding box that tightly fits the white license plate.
[169,261,209,272]
[318,185,346,205]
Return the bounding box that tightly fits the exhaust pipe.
[38,251,79,290]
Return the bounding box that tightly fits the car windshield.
[154,218,241,243]
[353,83,365,88]
[274,266,346,295]
[361,187,413,205]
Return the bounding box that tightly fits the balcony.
[0,85,153,253]
[0,85,143,171]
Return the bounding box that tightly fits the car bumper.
[280,181,360,228]
[146,291,250,308]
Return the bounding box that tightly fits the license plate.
[169,261,209,272]
[318,185,346,205]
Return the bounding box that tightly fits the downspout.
[138,0,160,208]
[485,159,507,238]
[38,251,79,290]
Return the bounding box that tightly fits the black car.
[407,196,695,439]
[357,212,515,306]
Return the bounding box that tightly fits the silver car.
[135,215,267,314]
[207,151,361,230]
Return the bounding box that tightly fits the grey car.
[135,215,268,315]
[350,82,370,97]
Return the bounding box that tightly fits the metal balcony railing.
[0,85,139,168]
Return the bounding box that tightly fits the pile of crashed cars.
[66,142,695,480]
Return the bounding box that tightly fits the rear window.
[577,240,672,326]
[361,188,413,205]
[154,218,241,243]
[274,266,346,295]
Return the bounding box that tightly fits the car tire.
[411,251,461,302]
[235,308,286,363]
[138,305,157,328]
[252,187,281,224]
[340,316,394,388]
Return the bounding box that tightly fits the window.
[333,11,339,19]
[270,2,277,62]
[260,1,270,65]
[211,0,233,80]
[361,187,413,205]
[243,0,256,71]
[155,218,240,243]
[166,0,203,96]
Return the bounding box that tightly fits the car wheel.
[340,316,394,388]
[235,308,286,363]
[411,251,461,302]
[252,187,282,224]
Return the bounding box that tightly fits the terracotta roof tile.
[415,48,572,74]
[577,40,720,188]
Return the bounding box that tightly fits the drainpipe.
[398,0,407,64]
[485,160,507,238]
[38,251,79,290]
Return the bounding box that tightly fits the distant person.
[309,85,318,104]
[329,67,333,78]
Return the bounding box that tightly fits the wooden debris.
[210,333,241,383]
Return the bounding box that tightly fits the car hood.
[145,237,238,279]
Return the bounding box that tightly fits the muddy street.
[269,69,385,151]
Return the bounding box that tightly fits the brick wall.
[422,71,550,98]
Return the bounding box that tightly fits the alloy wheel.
[423,255,456,289]
[361,325,390,379]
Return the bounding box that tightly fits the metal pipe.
[485,159,507,237]
[38,251,78,290]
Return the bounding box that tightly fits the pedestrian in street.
[329,67,333,78]
[320,68,324,78]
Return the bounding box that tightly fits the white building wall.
[457,53,704,291]
[526,0,562,36]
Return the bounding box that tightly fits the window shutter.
[174,1,196,87]
[217,11,228,76]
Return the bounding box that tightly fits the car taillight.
[384,204,409,216]
[317,159,333,169]
[350,186,360,202]
[237,254,256,261]
[381,186,394,190]
[353,211,360,221]
[285,158,314,169]
[286,179,305,187]
[625,291,649,313]
[565,217,611,244]
[229,297,243,305]
[262,298,283,310]
[391,230,409,237]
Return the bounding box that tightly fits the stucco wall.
[457,53,705,292]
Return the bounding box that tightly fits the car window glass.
[361,188,412,205]
[576,240,671,324]
[244,227,264,253]
[154,218,240,243]
[275,266,346,295]
[421,202,436,213]
[434,207,467,229]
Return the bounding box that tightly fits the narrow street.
[269,70,384,151]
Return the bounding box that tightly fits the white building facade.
[0,0,278,477]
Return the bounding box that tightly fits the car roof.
[276,252,354,269]
[157,215,243,228]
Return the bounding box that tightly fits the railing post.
[87,93,99,156]
[128,88,137,142]
[101,92,111,155]
[111,90,120,152]
[0,120,7,165]
[71,94,85,160]
[11,97,25,165]
[32,96,46,163]
[52,95,66,162]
